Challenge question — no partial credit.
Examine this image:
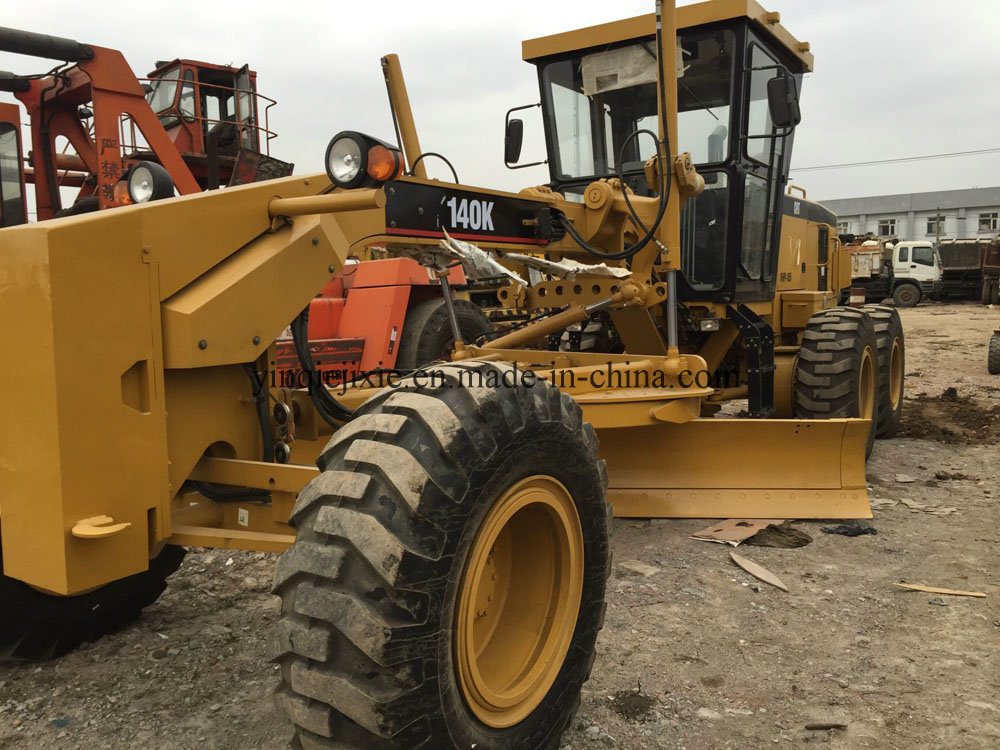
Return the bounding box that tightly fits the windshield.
[913,246,935,266]
[146,67,180,113]
[541,29,734,181]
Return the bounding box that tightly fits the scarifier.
[0,2,903,747]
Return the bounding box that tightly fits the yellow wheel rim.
[455,475,584,728]
[859,346,876,420]
[889,338,902,410]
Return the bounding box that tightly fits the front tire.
[795,307,879,458]
[0,542,185,661]
[270,361,610,749]
[892,283,920,308]
[861,304,905,438]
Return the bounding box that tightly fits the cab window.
[913,246,934,265]
[898,246,909,263]
[179,69,196,121]
[1,123,26,226]
[146,67,180,113]
[540,29,734,181]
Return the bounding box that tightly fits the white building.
[819,186,1000,242]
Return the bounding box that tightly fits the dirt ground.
[2,302,998,749]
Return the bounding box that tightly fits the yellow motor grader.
[0,1,903,747]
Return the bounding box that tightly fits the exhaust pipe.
[0,26,94,62]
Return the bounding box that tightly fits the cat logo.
[444,196,495,231]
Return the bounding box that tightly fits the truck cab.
[890,241,942,299]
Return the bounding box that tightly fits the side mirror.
[767,74,801,129]
[504,118,524,165]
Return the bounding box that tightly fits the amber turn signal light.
[366,145,403,182]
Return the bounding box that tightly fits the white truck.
[841,237,942,307]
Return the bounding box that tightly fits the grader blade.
[599,417,872,519]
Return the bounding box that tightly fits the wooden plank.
[729,551,789,592]
[894,583,986,598]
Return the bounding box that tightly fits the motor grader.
[0,1,902,748]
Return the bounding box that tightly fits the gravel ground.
[1,302,998,749]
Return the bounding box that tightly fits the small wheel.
[892,284,920,308]
[0,542,185,661]
[989,334,1000,375]
[395,297,494,369]
[270,361,611,749]
[861,304,905,438]
[982,280,993,306]
[795,307,879,458]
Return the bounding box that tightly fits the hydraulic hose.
[291,307,354,425]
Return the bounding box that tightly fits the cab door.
[0,106,27,228]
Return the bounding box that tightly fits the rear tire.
[795,307,879,458]
[861,304,905,438]
[0,542,185,661]
[989,334,1000,375]
[892,283,920,308]
[270,361,611,749]
[992,285,1000,306]
[395,298,493,370]
[981,279,992,306]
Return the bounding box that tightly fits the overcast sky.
[3,0,999,203]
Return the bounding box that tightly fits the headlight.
[326,136,363,184]
[324,131,403,189]
[127,161,174,204]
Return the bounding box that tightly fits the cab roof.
[522,0,813,72]
[147,59,257,78]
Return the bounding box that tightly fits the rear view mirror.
[767,74,801,129]
[504,118,524,165]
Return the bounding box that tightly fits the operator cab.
[140,59,289,187]
[146,60,261,154]
[519,4,811,303]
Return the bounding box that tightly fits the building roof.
[819,186,1000,217]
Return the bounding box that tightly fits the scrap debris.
[805,723,847,731]
[895,583,986,598]
[744,521,812,548]
[821,523,877,537]
[729,551,788,592]
[691,519,812,548]
[690,519,777,546]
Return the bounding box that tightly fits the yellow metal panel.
[163,366,262,508]
[141,173,333,300]
[161,212,354,369]
[598,417,870,518]
[0,214,170,594]
[780,290,830,329]
[609,488,870,519]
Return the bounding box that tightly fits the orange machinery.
[0,25,289,223]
